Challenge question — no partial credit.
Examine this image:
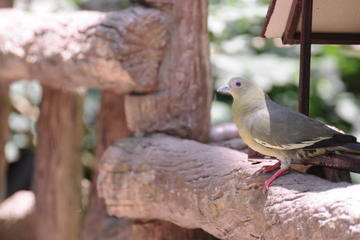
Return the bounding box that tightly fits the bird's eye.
[235,82,241,87]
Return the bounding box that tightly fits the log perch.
[0,7,167,93]
[98,134,360,240]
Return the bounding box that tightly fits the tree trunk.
[34,87,83,240]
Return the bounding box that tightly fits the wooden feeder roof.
[262,0,360,44]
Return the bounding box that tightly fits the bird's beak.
[217,85,231,95]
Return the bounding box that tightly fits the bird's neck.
[232,88,267,118]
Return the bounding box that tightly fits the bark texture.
[125,0,212,141]
[83,92,215,240]
[82,91,130,240]
[0,7,167,93]
[34,87,83,240]
[98,134,360,240]
[124,220,217,240]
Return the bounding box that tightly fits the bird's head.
[217,77,260,99]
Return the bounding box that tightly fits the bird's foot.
[255,161,281,174]
[263,169,288,192]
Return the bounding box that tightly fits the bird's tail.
[305,142,360,173]
[339,142,360,153]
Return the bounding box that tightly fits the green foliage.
[69,0,82,6]
[324,46,360,93]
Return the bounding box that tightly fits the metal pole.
[298,0,313,115]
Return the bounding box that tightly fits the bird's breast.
[236,125,278,158]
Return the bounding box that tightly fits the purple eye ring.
[235,82,241,87]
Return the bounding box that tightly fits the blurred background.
[4,0,360,198]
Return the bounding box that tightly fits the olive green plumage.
[217,77,360,172]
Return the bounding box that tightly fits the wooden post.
[298,0,313,115]
[82,91,130,240]
[34,87,83,240]
[87,0,213,238]
[83,0,212,238]
[129,0,215,238]
[0,0,13,203]
[125,0,212,141]
[297,0,350,182]
[0,0,12,7]
[0,82,10,201]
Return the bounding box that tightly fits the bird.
[217,77,360,190]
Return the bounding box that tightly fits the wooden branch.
[34,87,83,240]
[98,134,360,240]
[0,7,167,93]
[125,0,212,141]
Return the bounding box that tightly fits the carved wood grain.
[0,8,167,93]
[125,0,211,141]
[99,134,360,240]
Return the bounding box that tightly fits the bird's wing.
[248,102,348,150]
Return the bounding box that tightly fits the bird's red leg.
[261,161,281,173]
[255,160,281,174]
[263,169,288,191]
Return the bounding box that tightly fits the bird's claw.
[262,169,289,193]
[263,179,272,192]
